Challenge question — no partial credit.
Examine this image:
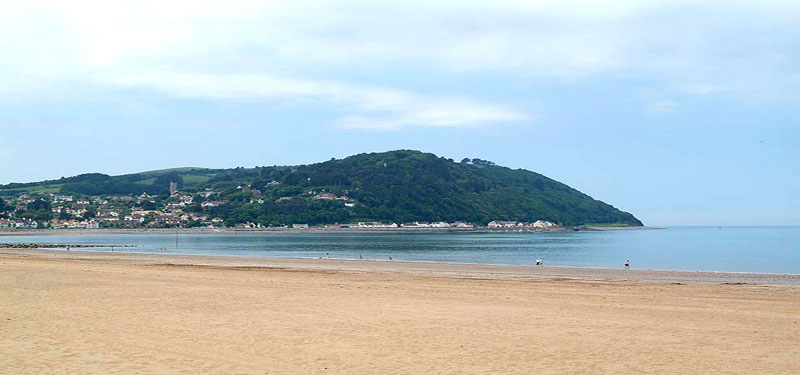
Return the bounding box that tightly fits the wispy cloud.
[1,0,799,124]
[109,72,526,129]
[335,101,525,131]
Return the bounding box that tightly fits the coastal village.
[0,183,558,231]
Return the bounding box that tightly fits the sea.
[3,226,799,274]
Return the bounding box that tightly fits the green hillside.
[0,150,642,226]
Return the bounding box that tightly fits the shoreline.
[3,248,798,285]
[0,226,659,236]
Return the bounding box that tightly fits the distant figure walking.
[111,246,114,252]
[535,258,542,266]
[326,252,330,259]
[359,254,363,260]
[624,259,630,269]
[389,256,393,261]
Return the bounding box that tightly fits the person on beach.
[389,256,393,260]
[326,252,330,259]
[535,258,542,266]
[624,259,630,269]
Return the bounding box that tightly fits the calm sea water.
[3,227,799,273]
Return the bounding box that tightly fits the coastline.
[0,225,658,237]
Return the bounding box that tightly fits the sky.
[1,0,798,226]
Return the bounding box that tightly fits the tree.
[139,200,156,210]
[471,158,495,166]
[28,199,51,212]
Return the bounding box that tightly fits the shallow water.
[3,227,799,273]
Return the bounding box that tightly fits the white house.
[532,220,556,228]
[401,222,431,228]
[488,220,520,228]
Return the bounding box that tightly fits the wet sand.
[1,249,798,374]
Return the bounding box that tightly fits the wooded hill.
[0,150,642,226]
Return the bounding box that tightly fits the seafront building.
[0,192,559,231]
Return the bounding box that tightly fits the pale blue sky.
[1,0,798,226]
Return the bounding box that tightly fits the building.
[14,220,38,229]
[98,209,120,218]
[313,192,338,200]
[488,220,521,228]
[169,181,178,195]
[358,222,398,228]
[49,219,100,229]
[401,222,430,228]
[166,202,186,210]
[532,220,556,228]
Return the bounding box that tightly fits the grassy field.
[0,183,63,196]
[182,174,212,185]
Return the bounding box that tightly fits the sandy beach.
[1,249,798,374]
